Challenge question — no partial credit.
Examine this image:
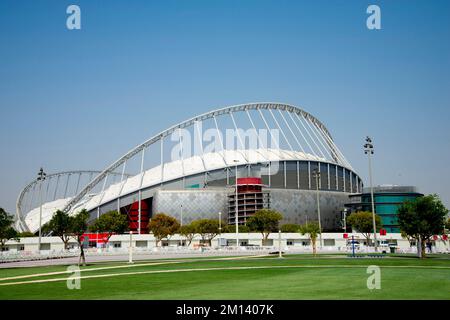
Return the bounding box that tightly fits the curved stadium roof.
[17,102,356,233]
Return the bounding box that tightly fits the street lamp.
[37,167,46,252]
[342,208,348,232]
[312,168,322,249]
[364,136,378,252]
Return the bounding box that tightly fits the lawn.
[0,254,449,300]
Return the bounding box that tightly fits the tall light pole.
[218,211,222,247]
[364,136,378,252]
[342,208,348,232]
[233,160,239,248]
[312,169,322,248]
[37,167,46,252]
[180,204,183,227]
[128,230,134,264]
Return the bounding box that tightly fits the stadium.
[15,102,363,234]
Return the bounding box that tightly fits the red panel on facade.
[129,200,150,234]
[81,233,110,244]
[237,177,262,185]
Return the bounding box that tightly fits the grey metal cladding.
[153,188,350,230]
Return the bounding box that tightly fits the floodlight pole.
[312,169,323,249]
[278,230,282,258]
[364,136,378,252]
[218,211,222,247]
[234,161,239,249]
[128,230,133,264]
[180,204,183,227]
[343,208,348,232]
[37,168,46,252]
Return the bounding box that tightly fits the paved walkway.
[0,251,269,268]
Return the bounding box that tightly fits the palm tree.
[299,221,321,256]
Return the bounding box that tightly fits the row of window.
[159,161,361,193]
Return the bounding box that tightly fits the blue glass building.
[346,186,423,233]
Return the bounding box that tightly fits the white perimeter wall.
[3,233,450,253]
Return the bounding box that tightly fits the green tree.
[398,194,448,259]
[246,209,283,246]
[222,224,250,233]
[280,223,300,233]
[179,224,196,246]
[299,221,321,256]
[445,217,450,232]
[0,208,19,251]
[17,232,35,237]
[89,210,128,242]
[400,231,414,247]
[148,213,180,247]
[191,219,220,246]
[70,209,90,266]
[346,211,382,246]
[45,210,72,250]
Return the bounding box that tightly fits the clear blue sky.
[1,0,449,213]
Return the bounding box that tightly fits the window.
[228,166,248,185]
[329,164,337,190]
[185,174,205,189]
[299,162,309,189]
[40,243,51,250]
[113,242,121,248]
[136,241,147,248]
[19,245,25,251]
[345,169,351,192]
[270,161,284,188]
[287,240,294,246]
[302,240,310,246]
[310,162,319,190]
[320,163,328,190]
[285,161,298,189]
[163,178,184,190]
[206,169,227,187]
[337,166,344,191]
[324,239,335,246]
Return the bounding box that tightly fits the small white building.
[2,232,449,257]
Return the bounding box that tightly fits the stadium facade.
[15,103,363,234]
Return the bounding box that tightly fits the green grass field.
[0,254,449,300]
